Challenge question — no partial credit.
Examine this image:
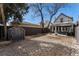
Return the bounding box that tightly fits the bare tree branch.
[30,3,45,32]
[47,3,64,28]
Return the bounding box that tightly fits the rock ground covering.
[0,33,78,56]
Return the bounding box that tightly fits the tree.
[46,3,64,28]
[3,3,29,22]
[0,3,29,40]
[30,3,65,32]
[30,3,45,32]
[0,4,7,40]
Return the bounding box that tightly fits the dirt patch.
[0,39,76,55]
[0,33,77,56]
[47,35,75,46]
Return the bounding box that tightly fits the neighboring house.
[50,13,75,35]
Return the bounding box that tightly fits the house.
[51,13,74,35]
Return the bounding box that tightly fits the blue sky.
[23,3,79,24]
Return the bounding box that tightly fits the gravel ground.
[0,33,78,56]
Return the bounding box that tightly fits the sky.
[23,3,79,24]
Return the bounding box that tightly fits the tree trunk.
[47,15,53,28]
[0,4,7,40]
[47,12,56,28]
[40,11,44,33]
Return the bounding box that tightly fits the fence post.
[75,26,79,43]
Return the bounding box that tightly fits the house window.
[60,18,63,22]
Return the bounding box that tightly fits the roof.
[54,13,73,23]
[0,21,42,28]
[0,24,42,28]
[53,23,73,26]
[19,22,41,28]
[18,25,41,28]
[10,22,42,28]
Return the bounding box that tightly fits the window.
[60,18,63,22]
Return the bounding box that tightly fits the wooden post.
[72,24,73,32]
[60,26,62,32]
[55,26,57,34]
[0,4,7,40]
